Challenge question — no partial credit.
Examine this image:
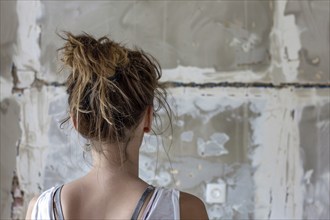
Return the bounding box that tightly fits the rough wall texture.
[0,1,329,219]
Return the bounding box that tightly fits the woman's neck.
[92,155,138,178]
[90,141,140,181]
[88,126,144,183]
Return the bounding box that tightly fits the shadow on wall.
[299,104,330,219]
[0,98,21,219]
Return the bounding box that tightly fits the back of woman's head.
[58,32,169,153]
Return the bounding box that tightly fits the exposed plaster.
[268,0,302,83]
[13,1,42,72]
[251,88,303,219]
[1,0,328,219]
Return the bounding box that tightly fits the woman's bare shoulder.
[179,191,209,219]
[25,195,39,220]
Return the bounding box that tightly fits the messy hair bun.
[58,32,170,158]
[61,33,128,78]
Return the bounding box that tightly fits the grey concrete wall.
[0,1,329,219]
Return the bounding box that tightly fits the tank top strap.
[53,184,65,220]
[131,185,155,220]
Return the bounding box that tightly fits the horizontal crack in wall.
[10,64,65,94]
[167,81,330,89]
[10,64,330,94]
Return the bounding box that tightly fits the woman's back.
[26,32,208,219]
[59,173,166,219]
[28,173,207,219]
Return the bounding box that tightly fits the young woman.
[26,32,208,219]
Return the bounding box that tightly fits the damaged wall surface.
[0,1,329,219]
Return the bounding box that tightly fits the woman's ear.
[143,106,153,133]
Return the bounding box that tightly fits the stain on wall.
[0,0,329,219]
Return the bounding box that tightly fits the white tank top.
[31,185,180,219]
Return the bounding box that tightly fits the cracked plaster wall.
[0,1,329,219]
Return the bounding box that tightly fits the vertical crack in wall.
[10,172,24,220]
[12,1,44,218]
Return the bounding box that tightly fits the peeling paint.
[197,133,229,157]
[180,131,194,142]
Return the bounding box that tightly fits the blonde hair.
[58,32,171,157]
